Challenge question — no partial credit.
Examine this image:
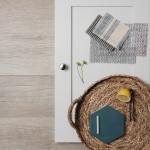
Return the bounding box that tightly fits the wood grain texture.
[0,76,54,117]
[0,0,54,75]
[0,0,84,149]
[0,117,51,150]
[0,76,53,150]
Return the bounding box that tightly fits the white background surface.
[55,0,150,142]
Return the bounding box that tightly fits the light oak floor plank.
[0,76,54,117]
[0,0,54,75]
[0,117,51,150]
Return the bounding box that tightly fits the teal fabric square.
[90,105,125,144]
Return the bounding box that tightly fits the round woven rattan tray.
[68,75,150,150]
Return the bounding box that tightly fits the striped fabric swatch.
[93,13,130,50]
[90,38,136,64]
[86,15,148,56]
[86,15,115,51]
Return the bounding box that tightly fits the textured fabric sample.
[123,23,148,56]
[86,15,115,51]
[93,13,130,50]
[90,38,136,64]
[86,15,148,56]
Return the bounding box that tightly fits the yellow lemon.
[117,88,131,102]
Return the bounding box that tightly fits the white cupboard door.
[55,0,150,142]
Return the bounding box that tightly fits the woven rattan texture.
[68,75,150,150]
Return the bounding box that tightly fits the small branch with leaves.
[76,60,88,84]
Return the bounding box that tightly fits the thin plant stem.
[77,66,84,83]
[81,64,84,83]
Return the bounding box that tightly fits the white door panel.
[55,0,150,142]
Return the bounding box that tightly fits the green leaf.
[83,60,88,65]
[76,62,81,66]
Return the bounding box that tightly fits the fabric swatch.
[86,15,148,56]
[86,15,114,51]
[92,13,130,50]
[90,38,136,64]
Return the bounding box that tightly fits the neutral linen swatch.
[93,13,130,50]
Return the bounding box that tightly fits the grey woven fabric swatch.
[119,23,148,56]
[90,38,136,64]
[86,15,148,56]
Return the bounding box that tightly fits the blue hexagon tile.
[90,105,125,144]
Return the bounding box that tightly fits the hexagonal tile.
[90,105,125,144]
